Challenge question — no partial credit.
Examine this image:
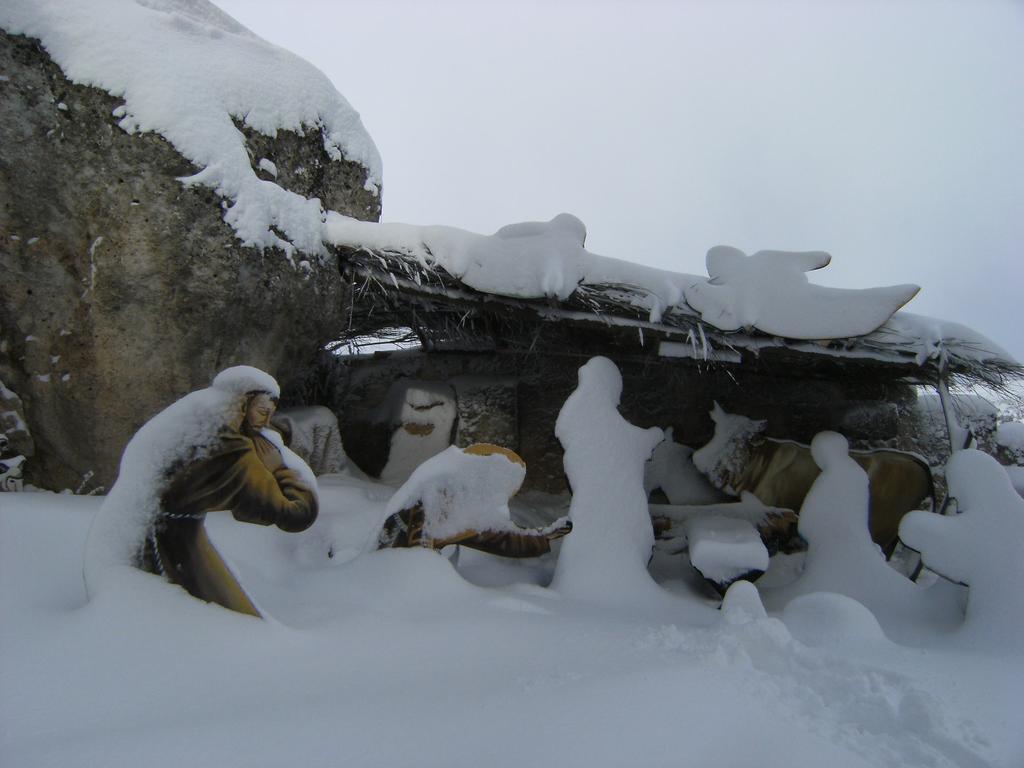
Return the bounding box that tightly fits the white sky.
[212,0,1023,361]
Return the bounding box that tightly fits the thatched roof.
[328,238,1021,392]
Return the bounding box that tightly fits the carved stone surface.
[0,31,380,491]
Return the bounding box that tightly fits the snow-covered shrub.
[551,357,663,600]
[899,449,1024,648]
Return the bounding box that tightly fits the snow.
[0,0,381,258]
[378,382,457,484]
[692,402,766,495]
[683,246,919,338]
[645,427,729,505]
[782,592,889,648]
[323,212,926,340]
[685,515,769,585]
[382,444,530,543]
[719,579,768,625]
[995,421,1024,459]
[4,462,1024,766]
[273,405,348,476]
[764,432,960,637]
[899,449,1024,649]
[82,365,315,597]
[551,357,665,602]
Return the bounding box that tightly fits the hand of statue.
[252,435,284,472]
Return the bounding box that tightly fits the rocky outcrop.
[0,31,380,491]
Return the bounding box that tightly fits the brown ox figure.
[693,405,933,552]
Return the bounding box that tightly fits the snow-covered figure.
[682,246,918,339]
[785,431,941,624]
[84,366,319,617]
[899,449,1024,647]
[551,357,664,600]
[377,443,571,557]
[271,405,348,476]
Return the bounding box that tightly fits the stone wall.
[0,31,380,491]
[331,349,918,494]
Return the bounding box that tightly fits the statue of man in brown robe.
[141,390,318,616]
[84,366,318,619]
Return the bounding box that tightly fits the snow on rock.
[681,246,919,339]
[83,365,316,595]
[382,445,529,543]
[899,449,1024,648]
[685,515,769,589]
[0,0,381,256]
[782,592,889,648]
[551,357,664,601]
[692,402,766,495]
[644,427,729,505]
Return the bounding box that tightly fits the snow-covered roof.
[325,213,1020,388]
[1,0,382,257]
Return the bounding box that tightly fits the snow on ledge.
[1,0,382,259]
[324,212,922,341]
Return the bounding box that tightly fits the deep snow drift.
[3,474,1022,768]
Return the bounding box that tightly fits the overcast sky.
[213,0,1023,361]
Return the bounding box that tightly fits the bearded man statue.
[84,366,318,617]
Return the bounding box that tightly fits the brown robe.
[142,429,318,616]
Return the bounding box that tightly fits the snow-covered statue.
[790,431,935,621]
[377,443,571,557]
[84,366,319,617]
[271,405,348,476]
[551,357,664,600]
[900,449,1024,647]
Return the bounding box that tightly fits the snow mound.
[383,445,527,542]
[783,592,888,648]
[683,246,919,338]
[551,357,664,601]
[1,0,381,258]
[899,449,1024,648]
[720,580,768,626]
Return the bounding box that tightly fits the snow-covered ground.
[2,475,1021,768]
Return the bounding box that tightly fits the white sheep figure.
[900,449,1024,648]
[551,356,664,601]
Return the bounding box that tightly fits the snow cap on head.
[577,356,622,405]
[211,366,280,399]
[947,448,1020,510]
[810,431,849,470]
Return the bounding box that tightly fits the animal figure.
[694,405,932,551]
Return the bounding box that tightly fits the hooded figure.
[84,366,318,617]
